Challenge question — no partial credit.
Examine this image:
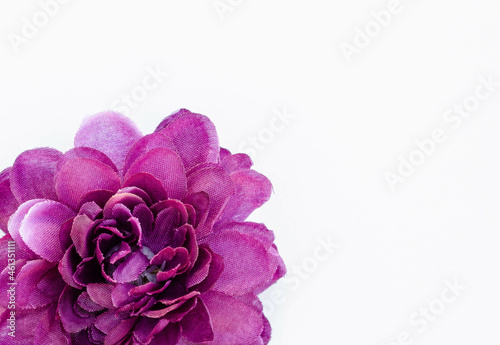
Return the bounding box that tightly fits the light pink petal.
[201,291,264,344]
[155,109,220,170]
[6,199,43,259]
[55,157,121,210]
[19,200,75,262]
[10,148,62,203]
[74,111,142,174]
[125,148,187,200]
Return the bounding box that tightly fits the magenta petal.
[55,157,121,210]
[10,148,63,203]
[7,199,43,259]
[150,322,181,345]
[58,286,96,333]
[103,317,137,345]
[221,153,253,173]
[123,172,168,204]
[86,283,114,309]
[0,168,19,232]
[180,297,214,342]
[219,169,272,224]
[187,165,234,238]
[0,304,56,345]
[201,291,264,345]
[74,111,143,174]
[123,133,177,175]
[19,200,75,262]
[205,227,275,296]
[70,214,95,258]
[155,109,220,170]
[113,251,150,283]
[125,148,187,200]
[56,147,118,175]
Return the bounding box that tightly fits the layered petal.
[10,148,62,203]
[155,109,220,170]
[74,111,143,174]
[0,168,19,233]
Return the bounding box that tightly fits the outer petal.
[55,157,121,210]
[218,169,272,223]
[19,200,76,262]
[56,147,118,175]
[0,168,19,233]
[10,148,62,203]
[58,286,96,333]
[125,148,187,200]
[204,225,276,296]
[123,133,177,175]
[74,111,143,174]
[186,165,234,238]
[200,291,264,345]
[155,109,220,170]
[180,297,214,342]
[6,199,43,259]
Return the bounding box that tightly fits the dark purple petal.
[77,291,106,312]
[74,111,142,174]
[189,250,223,294]
[180,297,214,342]
[218,170,272,223]
[187,164,234,238]
[34,303,69,345]
[102,193,145,219]
[113,251,149,283]
[55,158,121,211]
[186,245,212,288]
[133,318,169,344]
[0,168,19,232]
[183,192,209,233]
[123,173,168,204]
[204,227,275,296]
[10,148,62,203]
[58,286,96,333]
[58,245,83,289]
[150,322,181,345]
[125,148,187,200]
[94,310,129,334]
[103,317,137,345]
[201,291,264,344]
[19,200,75,262]
[56,147,118,175]
[155,109,220,170]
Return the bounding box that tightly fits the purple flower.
[0,109,286,345]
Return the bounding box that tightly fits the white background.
[1,1,500,344]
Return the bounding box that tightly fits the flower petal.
[219,169,272,224]
[0,168,19,233]
[58,286,96,333]
[125,148,187,200]
[180,297,214,342]
[113,251,150,283]
[187,164,233,238]
[123,173,168,204]
[10,148,63,203]
[201,291,264,345]
[123,133,177,175]
[204,225,276,296]
[19,200,75,262]
[7,199,43,259]
[55,157,121,211]
[150,322,181,345]
[155,109,220,170]
[221,153,253,173]
[74,111,142,174]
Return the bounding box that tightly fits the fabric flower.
[0,109,286,345]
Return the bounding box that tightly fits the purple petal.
[55,157,121,210]
[125,148,187,200]
[7,199,43,259]
[123,133,177,174]
[150,322,181,345]
[201,291,264,344]
[113,251,149,283]
[19,200,75,262]
[123,173,168,205]
[0,168,19,232]
[218,169,272,223]
[77,291,106,312]
[10,148,63,203]
[74,111,142,174]
[56,147,118,175]
[204,227,275,296]
[186,245,212,288]
[70,214,95,258]
[180,297,214,342]
[187,164,234,238]
[87,283,114,309]
[58,286,96,333]
[133,318,169,344]
[155,109,220,170]
[58,245,83,289]
[221,153,253,173]
[183,192,209,234]
[0,304,56,345]
[103,317,137,345]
